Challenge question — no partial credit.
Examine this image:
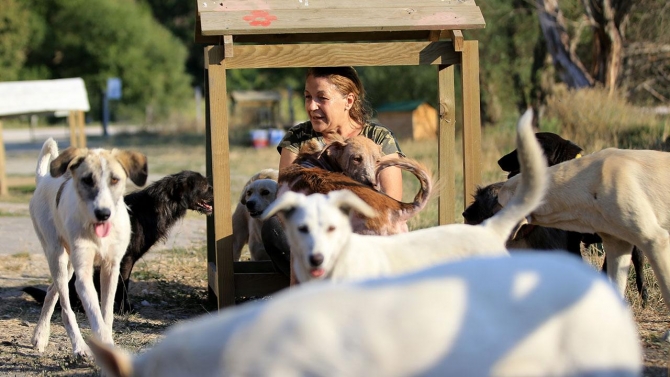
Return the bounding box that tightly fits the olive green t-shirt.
[277,121,404,157]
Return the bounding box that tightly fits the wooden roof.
[196,0,485,43]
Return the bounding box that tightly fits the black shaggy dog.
[23,170,213,314]
[463,132,648,304]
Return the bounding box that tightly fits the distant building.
[230,90,282,130]
[375,101,438,141]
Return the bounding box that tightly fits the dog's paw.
[32,328,50,352]
[73,343,93,359]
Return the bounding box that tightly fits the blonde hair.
[306,67,371,126]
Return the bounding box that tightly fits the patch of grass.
[11,251,30,259]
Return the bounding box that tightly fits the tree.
[0,0,32,81]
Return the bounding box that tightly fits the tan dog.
[498,146,670,322]
[29,138,147,357]
[232,169,278,261]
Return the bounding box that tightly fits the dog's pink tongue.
[310,269,325,278]
[95,222,111,238]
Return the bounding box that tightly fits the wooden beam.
[438,65,456,225]
[224,41,459,69]
[77,111,86,148]
[200,6,485,36]
[68,111,77,148]
[0,120,7,197]
[450,30,464,51]
[223,35,234,58]
[198,0,478,14]
[207,45,234,308]
[460,40,482,211]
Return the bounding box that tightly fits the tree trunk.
[536,0,594,88]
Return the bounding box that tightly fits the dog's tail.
[376,156,433,221]
[22,286,48,305]
[35,138,59,183]
[483,109,547,240]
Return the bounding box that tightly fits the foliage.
[0,0,32,81]
[18,0,192,121]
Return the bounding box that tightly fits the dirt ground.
[1,202,670,376]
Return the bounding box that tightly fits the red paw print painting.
[243,10,278,27]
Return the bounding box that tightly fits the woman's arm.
[378,154,403,201]
[279,148,297,170]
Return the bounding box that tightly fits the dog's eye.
[261,190,270,196]
[352,156,363,163]
[298,225,309,233]
[82,176,94,186]
[110,176,120,185]
[327,225,336,232]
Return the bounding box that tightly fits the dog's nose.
[246,200,256,210]
[309,253,324,267]
[95,208,111,221]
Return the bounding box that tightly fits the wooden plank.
[234,273,289,297]
[204,55,217,303]
[460,40,482,211]
[207,45,235,308]
[198,0,479,15]
[208,261,218,297]
[224,41,459,69]
[234,261,279,274]
[77,111,86,148]
[438,64,456,225]
[233,31,436,44]
[68,111,77,148]
[195,16,221,44]
[450,30,464,51]
[223,35,234,57]
[200,6,485,36]
[0,120,7,197]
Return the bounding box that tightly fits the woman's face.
[304,75,353,134]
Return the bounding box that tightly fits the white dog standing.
[88,253,642,377]
[263,109,547,283]
[30,138,147,357]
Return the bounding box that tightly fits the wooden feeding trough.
[195,0,486,308]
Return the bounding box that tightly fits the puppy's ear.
[114,150,148,187]
[327,190,377,219]
[320,141,346,168]
[50,147,86,177]
[87,337,133,377]
[262,191,303,220]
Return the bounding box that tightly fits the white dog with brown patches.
[263,109,547,283]
[88,253,642,377]
[29,138,147,357]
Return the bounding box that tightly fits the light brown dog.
[498,148,670,322]
[232,169,278,261]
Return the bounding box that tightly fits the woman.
[263,66,405,276]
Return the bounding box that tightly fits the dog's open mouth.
[196,200,213,215]
[248,210,263,218]
[310,268,325,278]
[94,222,111,238]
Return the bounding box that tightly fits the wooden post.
[77,111,86,148]
[207,45,234,308]
[460,40,482,211]
[438,64,456,225]
[68,111,77,148]
[0,120,7,197]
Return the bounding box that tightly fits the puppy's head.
[50,147,148,238]
[238,169,279,204]
[321,135,382,189]
[462,182,504,225]
[262,190,376,283]
[498,132,583,178]
[242,179,278,218]
[169,171,213,215]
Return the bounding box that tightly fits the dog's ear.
[50,147,87,177]
[262,191,303,220]
[319,141,346,169]
[114,150,148,187]
[87,337,133,377]
[327,190,377,218]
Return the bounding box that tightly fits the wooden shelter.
[376,100,439,141]
[0,78,90,196]
[195,0,486,308]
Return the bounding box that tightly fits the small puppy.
[497,132,583,178]
[232,169,279,261]
[23,170,213,314]
[88,253,642,377]
[30,138,147,357]
[498,145,670,320]
[264,109,546,282]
